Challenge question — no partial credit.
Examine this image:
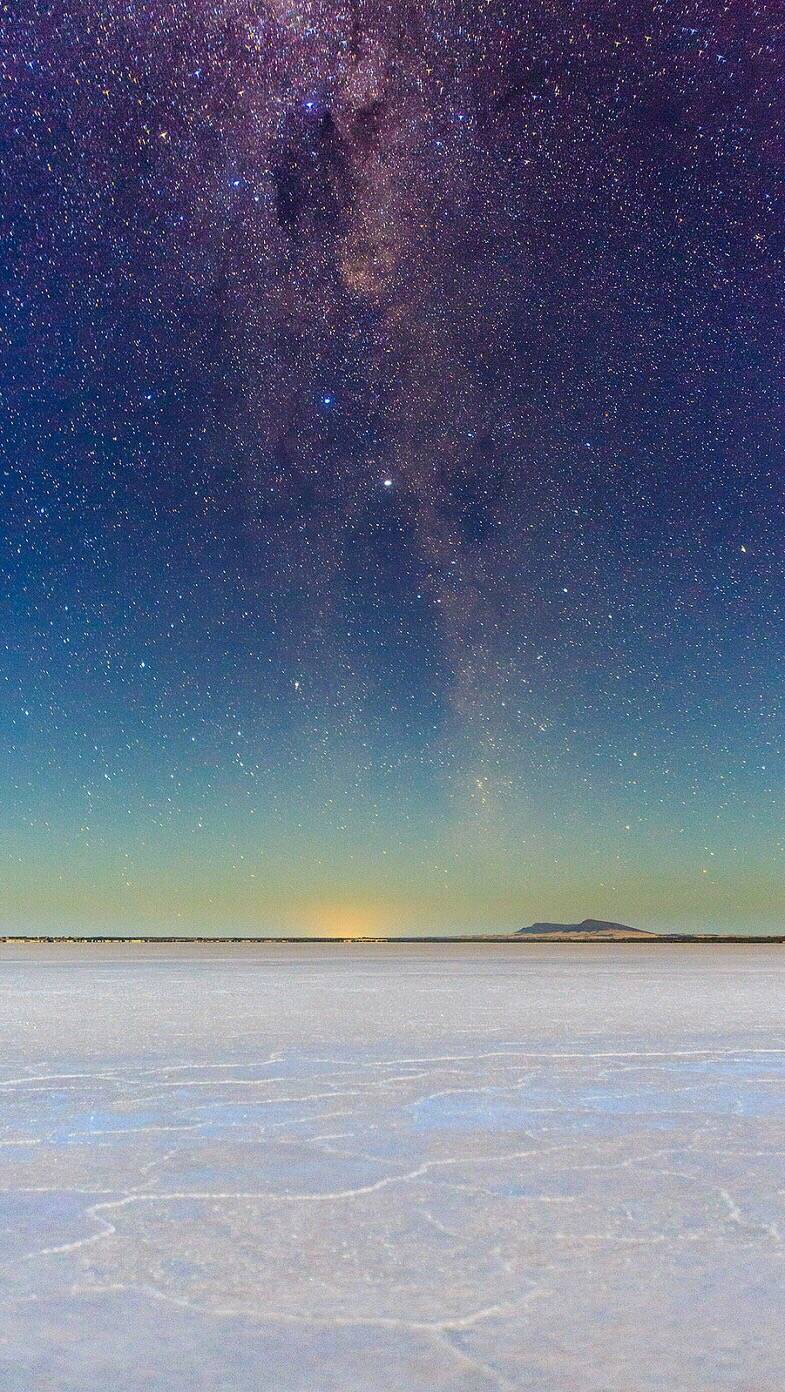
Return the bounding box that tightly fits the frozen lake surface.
[2,942,785,1391]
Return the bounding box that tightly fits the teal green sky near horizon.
[2,1,783,937]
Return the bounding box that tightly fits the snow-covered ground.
[1,942,784,1390]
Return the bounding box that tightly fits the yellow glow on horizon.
[299,902,394,938]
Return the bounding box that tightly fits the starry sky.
[1,1,783,937]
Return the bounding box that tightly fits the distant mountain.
[515,918,656,939]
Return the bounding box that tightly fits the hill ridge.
[516,918,656,938]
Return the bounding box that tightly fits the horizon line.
[3,934,785,945]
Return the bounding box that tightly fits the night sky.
[1,1,783,936]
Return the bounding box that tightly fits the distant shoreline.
[2,935,785,945]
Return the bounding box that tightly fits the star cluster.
[1,1,784,934]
